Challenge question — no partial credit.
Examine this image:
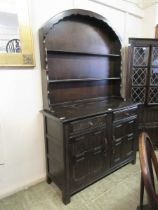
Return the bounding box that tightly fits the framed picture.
[0,0,35,67]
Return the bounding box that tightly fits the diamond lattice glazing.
[148,87,158,103]
[151,47,158,66]
[133,47,149,66]
[132,68,147,85]
[131,87,145,103]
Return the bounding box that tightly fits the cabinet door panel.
[112,118,136,166]
[70,129,110,190]
[70,134,89,190]
[128,39,158,105]
[113,123,125,140]
[126,119,136,135]
[72,154,89,181]
[90,130,110,174]
[72,135,88,154]
[91,130,106,148]
[111,140,122,166]
[91,149,105,174]
[122,135,134,160]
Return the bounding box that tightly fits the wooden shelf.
[46,50,120,57]
[48,78,121,83]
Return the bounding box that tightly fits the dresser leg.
[131,158,136,164]
[46,176,52,184]
[62,193,71,204]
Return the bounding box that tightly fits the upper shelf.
[48,78,121,83]
[46,50,121,57]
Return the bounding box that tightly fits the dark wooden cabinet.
[127,38,158,145]
[39,9,138,204]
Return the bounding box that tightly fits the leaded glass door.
[148,47,158,104]
[129,42,158,105]
[131,46,149,103]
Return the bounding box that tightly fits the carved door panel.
[69,128,109,190]
[148,47,158,104]
[112,122,125,166]
[122,135,134,160]
[112,119,136,166]
[69,134,89,190]
[122,119,136,160]
[90,130,110,176]
[111,140,123,166]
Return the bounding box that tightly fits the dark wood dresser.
[39,9,139,204]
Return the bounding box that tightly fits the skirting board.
[0,175,46,200]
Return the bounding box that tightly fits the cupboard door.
[131,46,149,104]
[111,140,123,166]
[69,134,89,190]
[112,122,124,166]
[148,47,158,104]
[69,129,109,191]
[128,40,158,105]
[122,135,134,160]
[90,130,110,176]
[112,118,136,166]
[122,119,136,160]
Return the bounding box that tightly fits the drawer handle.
[75,152,86,158]
[76,156,85,163]
[128,137,133,141]
[104,138,108,145]
[125,113,130,116]
[89,121,94,126]
[94,150,101,155]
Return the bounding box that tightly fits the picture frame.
[0,0,35,67]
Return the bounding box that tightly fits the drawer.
[70,115,107,134]
[113,107,137,121]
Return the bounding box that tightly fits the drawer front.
[113,107,137,121]
[70,115,107,134]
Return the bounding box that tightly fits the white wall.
[0,0,143,198]
[142,4,157,38]
[156,3,158,26]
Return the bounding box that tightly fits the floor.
[0,155,145,210]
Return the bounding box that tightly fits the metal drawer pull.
[76,156,85,162]
[94,150,101,155]
[125,113,130,116]
[128,136,133,141]
[88,121,94,126]
[116,124,122,128]
[75,152,85,158]
[129,121,134,124]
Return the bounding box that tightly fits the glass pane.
[131,87,145,103]
[151,47,158,66]
[150,68,158,85]
[148,87,158,104]
[132,67,147,85]
[133,47,149,66]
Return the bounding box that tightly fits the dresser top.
[43,98,138,122]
